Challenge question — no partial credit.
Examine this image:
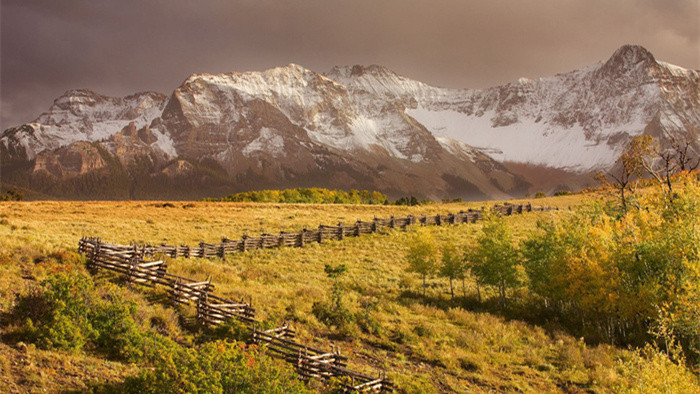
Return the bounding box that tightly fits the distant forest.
[209,188,390,205]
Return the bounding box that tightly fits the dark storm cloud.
[2,0,698,129]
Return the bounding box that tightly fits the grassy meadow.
[0,188,698,393]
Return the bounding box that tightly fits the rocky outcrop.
[33,141,106,178]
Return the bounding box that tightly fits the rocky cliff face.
[2,45,697,200]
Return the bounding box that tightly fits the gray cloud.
[2,0,698,129]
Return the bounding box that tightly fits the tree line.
[209,188,460,205]
[211,188,389,204]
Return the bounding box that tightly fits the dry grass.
[0,193,584,250]
[1,190,691,392]
[0,342,137,393]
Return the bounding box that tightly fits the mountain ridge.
[2,44,698,200]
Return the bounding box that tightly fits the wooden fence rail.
[80,203,554,261]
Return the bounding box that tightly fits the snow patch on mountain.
[435,137,478,162]
[407,106,646,171]
[242,127,285,157]
[152,129,177,157]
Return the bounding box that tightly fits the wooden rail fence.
[76,202,555,392]
[78,238,394,392]
[91,203,554,261]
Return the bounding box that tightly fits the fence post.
[338,223,344,240]
[218,243,225,260]
[318,224,324,243]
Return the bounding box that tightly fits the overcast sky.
[1,0,698,129]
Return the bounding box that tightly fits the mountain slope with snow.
[329,45,699,172]
[147,63,519,199]
[1,90,169,161]
[1,44,697,199]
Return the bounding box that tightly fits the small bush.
[10,272,149,362]
[201,318,252,343]
[615,344,700,393]
[311,299,354,331]
[355,297,382,336]
[122,340,310,393]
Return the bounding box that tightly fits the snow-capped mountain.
[2,90,168,161]
[1,45,697,200]
[146,63,520,199]
[329,45,699,172]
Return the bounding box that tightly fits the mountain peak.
[326,64,398,80]
[601,44,656,72]
[54,89,104,102]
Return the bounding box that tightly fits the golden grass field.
[0,191,694,392]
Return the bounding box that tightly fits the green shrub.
[615,343,700,393]
[11,272,150,362]
[14,272,96,351]
[91,292,147,361]
[313,264,356,332]
[122,340,310,393]
[355,297,382,336]
[201,318,252,343]
[311,299,354,331]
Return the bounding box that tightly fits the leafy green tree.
[405,228,438,298]
[440,241,464,300]
[395,196,420,206]
[466,217,520,306]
